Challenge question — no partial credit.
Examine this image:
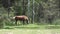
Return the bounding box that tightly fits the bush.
[0,18,4,28]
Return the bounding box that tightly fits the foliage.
[0,0,60,25]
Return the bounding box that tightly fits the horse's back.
[15,15,28,20]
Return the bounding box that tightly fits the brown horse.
[12,15,29,25]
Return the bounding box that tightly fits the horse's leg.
[15,20,17,25]
[23,20,25,25]
[26,20,29,24]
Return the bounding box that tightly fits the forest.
[0,0,60,29]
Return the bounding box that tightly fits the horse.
[12,15,29,25]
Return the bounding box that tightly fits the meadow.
[0,29,60,34]
[0,24,60,34]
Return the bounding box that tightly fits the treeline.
[0,0,60,24]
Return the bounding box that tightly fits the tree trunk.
[32,0,35,23]
[7,0,11,17]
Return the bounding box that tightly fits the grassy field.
[0,29,60,34]
[0,24,60,34]
[4,24,60,29]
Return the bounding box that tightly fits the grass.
[0,29,60,34]
[4,24,60,29]
[0,24,60,34]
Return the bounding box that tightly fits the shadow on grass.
[4,27,14,29]
[1,24,60,29]
[46,26,60,29]
[14,27,39,29]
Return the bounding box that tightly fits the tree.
[2,0,13,17]
[32,0,35,23]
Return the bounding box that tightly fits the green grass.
[4,24,60,29]
[0,24,60,34]
[0,29,60,34]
